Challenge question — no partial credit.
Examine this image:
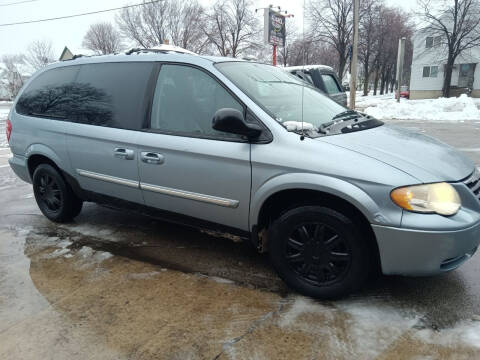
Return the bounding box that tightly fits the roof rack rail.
[125,45,197,56]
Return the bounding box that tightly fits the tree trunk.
[338,53,346,84]
[443,56,455,97]
[380,69,386,95]
[363,63,370,96]
[390,67,395,93]
[373,68,379,95]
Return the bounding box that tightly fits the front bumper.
[373,221,480,276]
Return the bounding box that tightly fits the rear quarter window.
[16,62,155,130]
[16,66,80,118]
[321,74,342,94]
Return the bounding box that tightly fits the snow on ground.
[0,103,12,149]
[361,94,480,121]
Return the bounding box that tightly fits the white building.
[409,31,480,99]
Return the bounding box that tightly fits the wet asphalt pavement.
[1,102,480,359]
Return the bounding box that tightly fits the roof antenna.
[300,0,306,141]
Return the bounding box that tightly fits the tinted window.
[16,66,80,118]
[150,64,243,138]
[74,62,154,129]
[321,74,342,94]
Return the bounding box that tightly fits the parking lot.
[1,101,480,359]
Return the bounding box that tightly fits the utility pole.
[349,0,359,110]
[396,37,406,103]
[273,44,277,66]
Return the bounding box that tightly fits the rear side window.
[150,64,244,138]
[74,62,154,129]
[321,74,342,94]
[16,66,80,118]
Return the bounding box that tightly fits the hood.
[320,124,474,183]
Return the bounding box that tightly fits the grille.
[463,168,480,201]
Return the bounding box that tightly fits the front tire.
[32,164,83,223]
[268,206,370,299]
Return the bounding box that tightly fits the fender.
[250,172,396,231]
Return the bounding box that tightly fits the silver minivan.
[7,50,480,298]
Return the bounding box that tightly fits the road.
[1,103,479,359]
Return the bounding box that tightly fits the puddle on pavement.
[1,225,480,359]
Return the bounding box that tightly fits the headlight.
[391,182,461,216]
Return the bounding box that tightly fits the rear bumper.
[8,154,30,183]
[373,221,480,276]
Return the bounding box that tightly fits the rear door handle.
[141,152,165,165]
[114,148,135,160]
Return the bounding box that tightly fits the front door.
[136,64,251,231]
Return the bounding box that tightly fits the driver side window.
[150,64,244,138]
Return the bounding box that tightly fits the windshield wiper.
[331,109,358,120]
[318,111,365,134]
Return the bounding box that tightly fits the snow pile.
[283,121,316,131]
[364,94,480,121]
[0,107,11,148]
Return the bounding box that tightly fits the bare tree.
[82,22,123,55]
[1,54,26,99]
[26,39,55,71]
[418,0,480,97]
[358,0,381,95]
[116,0,208,52]
[308,0,353,79]
[117,0,170,48]
[204,0,260,57]
[278,21,298,66]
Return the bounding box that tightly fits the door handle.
[114,148,135,160]
[141,152,165,165]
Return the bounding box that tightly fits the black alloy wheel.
[269,206,370,299]
[36,172,62,213]
[285,222,352,287]
[33,164,83,222]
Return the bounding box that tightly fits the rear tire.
[268,206,370,299]
[32,164,83,223]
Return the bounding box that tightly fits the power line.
[0,0,38,7]
[0,0,161,27]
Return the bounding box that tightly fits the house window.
[433,36,441,46]
[426,37,433,48]
[422,66,438,78]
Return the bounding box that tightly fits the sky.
[0,0,419,59]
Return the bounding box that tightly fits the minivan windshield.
[215,62,347,130]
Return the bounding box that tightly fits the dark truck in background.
[285,65,347,107]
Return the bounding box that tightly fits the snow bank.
[0,107,10,149]
[364,94,480,121]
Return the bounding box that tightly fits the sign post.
[263,6,287,66]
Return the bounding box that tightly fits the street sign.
[264,8,286,47]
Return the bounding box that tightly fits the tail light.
[6,118,12,143]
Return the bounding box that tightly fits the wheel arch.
[250,173,383,268]
[25,144,65,180]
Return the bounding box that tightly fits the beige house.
[409,30,480,99]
